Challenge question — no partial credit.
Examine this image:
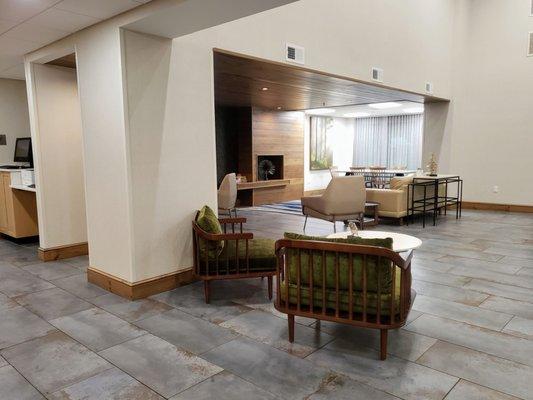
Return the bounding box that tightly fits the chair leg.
[303,215,308,231]
[233,208,237,217]
[203,280,211,304]
[359,213,365,231]
[267,276,273,300]
[288,314,295,343]
[380,329,388,360]
[333,217,337,233]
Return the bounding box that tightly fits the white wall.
[29,64,86,249]
[443,0,533,205]
[304,116,355,192]
[0,79,31,164]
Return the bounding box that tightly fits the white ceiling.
[305,101,425,118]
[0,0,151,80]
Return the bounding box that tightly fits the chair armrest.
[301,195,325,213]
[397,250,414,269]
[192,222,253,240]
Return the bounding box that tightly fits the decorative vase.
[426,153,438,176]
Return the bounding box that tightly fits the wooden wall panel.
[252,109,304,205]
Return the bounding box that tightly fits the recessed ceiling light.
[276,106,282,110]
[343,112,370,118]
[403,107,424,113]
[304,108,335,115]
[368,102,402,109]
[261,87,269,91]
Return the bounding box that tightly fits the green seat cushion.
[199,238,276,275]
[280,269,401,317]
[196,205,224,256]
[283,232,393,293]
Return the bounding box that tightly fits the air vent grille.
[286,43,305,64]
[425,82,434,94]
[371,67,383,82]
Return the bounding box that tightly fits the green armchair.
[192,205,276,303]
[274,233,415,360]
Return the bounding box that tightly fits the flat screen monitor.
[14,137,33,167]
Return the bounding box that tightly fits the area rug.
[238,200,303,216]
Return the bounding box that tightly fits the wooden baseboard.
[303,189,326,196]
[38,242,89,261]
[87,267,194,300]
[462,202,533,213]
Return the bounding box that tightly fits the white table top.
[327,231,422,252]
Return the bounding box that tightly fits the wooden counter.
[0,171,38,238]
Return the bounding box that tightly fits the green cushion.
[283,232,393,293]
[199,238,276,275]
[195,205,224,256]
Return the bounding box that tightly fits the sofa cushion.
[390,176,413,190]
[283,232,394,293]
[195,205,224,256]
[199,238,276,275]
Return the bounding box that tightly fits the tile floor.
[0,209,532,399]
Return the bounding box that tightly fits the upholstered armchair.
[192,205,276,303]
[301,176,366,232]
[275,233,415,360]
[218,173,237,217]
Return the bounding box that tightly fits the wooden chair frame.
[192,216,275,303]
[274,239,414,360]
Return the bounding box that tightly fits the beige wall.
[28,64,86,249]
[0,79,31,164]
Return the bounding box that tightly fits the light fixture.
[261,87,269,91]
[304,108,335,115]
[343,112,370,118]
[403,107,424,114]
[368,102,402,109]
[276,106,282,110]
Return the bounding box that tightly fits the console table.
[406,175,463,227]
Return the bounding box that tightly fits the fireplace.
[257,155,284,181]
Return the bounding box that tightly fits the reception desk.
[0,169,38,238]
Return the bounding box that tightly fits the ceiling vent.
[528,32,533,57]
[371,67,384,82]
[286,43,305,64]
[425,82,434,94]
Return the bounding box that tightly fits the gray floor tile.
[464,279,533,303]
[135,308,238,354]
[91,293,173,322]
[15,287,92,321]
[22,261,82,281]
[437,255,523,274]
[220,310,334,357]
[503,316,533,340]
[411,267,471,288]
[48,367,163,400]
[202,337,332,399]
[1,331,111,395]
[411,258,454,273]
[412,279,489,306]
[0,264,54,297]
[50,308,146,351]
[412,295,512,330]
[0,355,6,368]
[405,314,533,366]
[444,380,521,400]
[0,292,18,311]
[169,371,278,400]
[480,296,533,320]
[307,374,399,399]
[517,266,533,277]
[99,334,222,398]
[306,339,458,400]
[313,321,436,362]
[0,306,55,349]
[51,273,109,299]
[449,265,533,290]
[60,255,89,271]
[418,341,533,400]
[2,248,41,267]
[0,365,44,400]
[499,256,533,269]
[151,284,252,324]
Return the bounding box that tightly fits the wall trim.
[462,201,533,213]
[87,267,194,300]
[38,242,88,261]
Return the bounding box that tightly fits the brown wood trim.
[237,179,290,190]
[462,201,533,213]
[303,189,326,196]
[87,267,194,300]
[38,242,88,261]
[213,48,450,103]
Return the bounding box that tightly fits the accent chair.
[301,175,366,232]
[218,173,238,217]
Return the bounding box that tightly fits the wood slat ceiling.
[214,50,445,111]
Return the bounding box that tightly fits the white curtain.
[353,114,423,169]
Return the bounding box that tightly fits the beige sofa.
[366,175,443,223]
